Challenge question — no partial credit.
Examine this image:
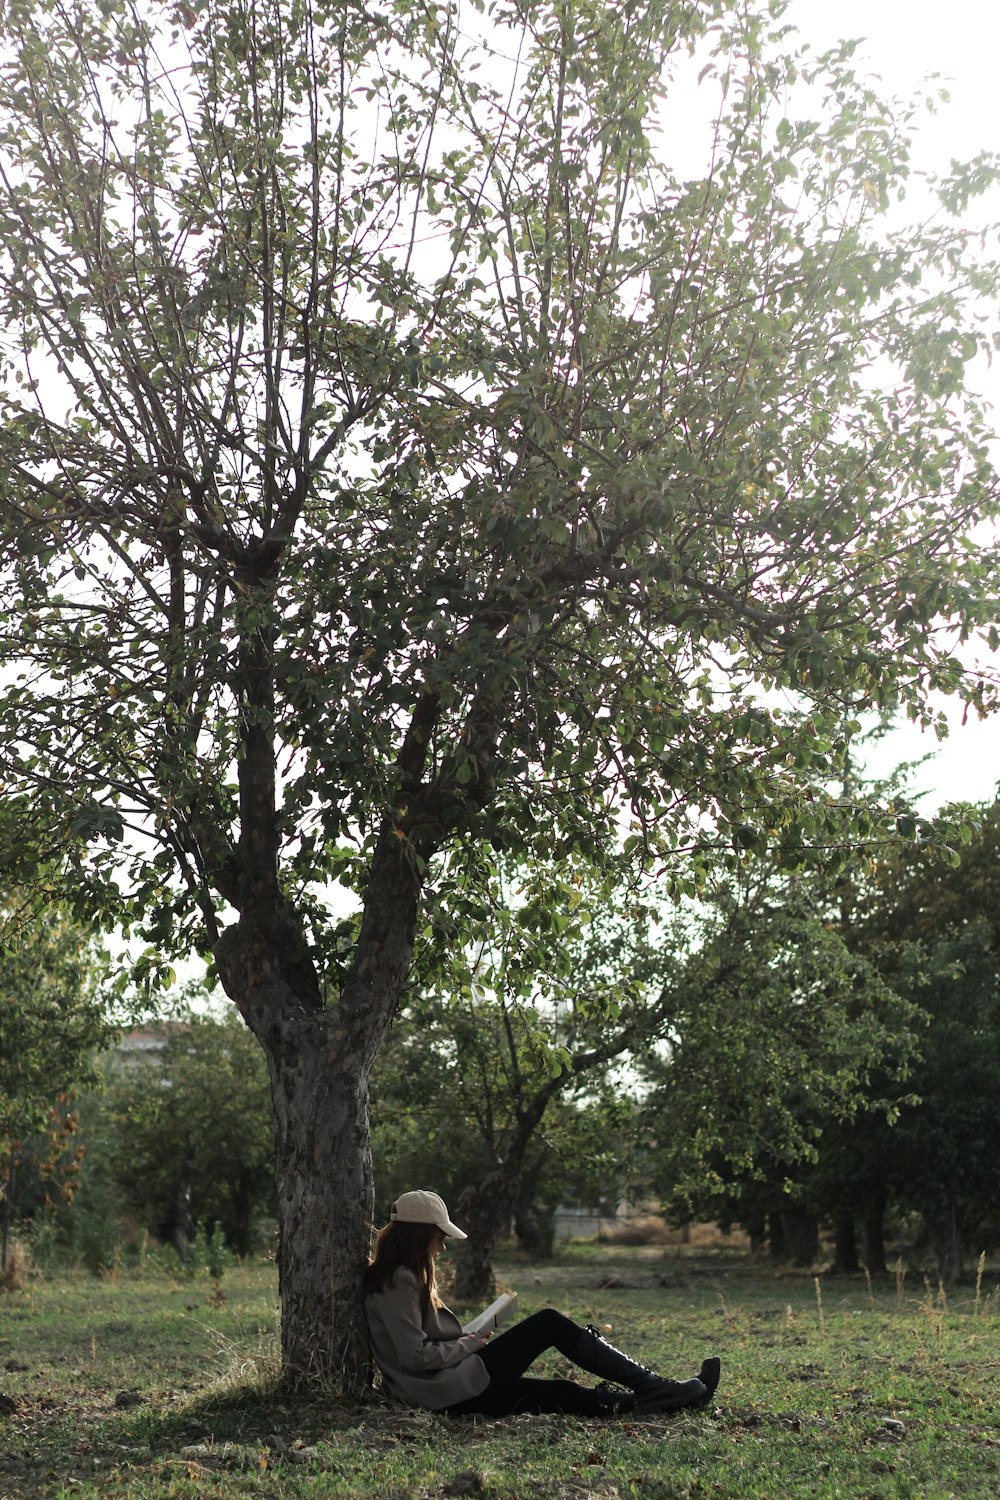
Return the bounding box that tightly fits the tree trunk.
[1,1150,14,1273]
[780,1205,819,1267]
[268,1020,377,1388]
[932,1204,963,1283]
[230,1170,255,1259]
[453,1090,555,1301]
[173,1163,195,1263]
[514,1197,555,1260]
[513,1154,555,1260]
[214,821,423,1392]
[453,1167,519,1302]
[744,1208,767,1255]
[831,1210,859,1274]
[212,958,382,1389]
[863,1191,889,1275]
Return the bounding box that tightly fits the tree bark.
[931,1204,963,1283]
[831,1210,859,1274]
[514,1198,555,1260]
[268,1019,377,1387]
[779,1205,819,1267]
[215,821,423,1391]
[863,1191,889,1276]
[1,1151,14,1273]
[453,1165,519,1302]
[214,941,380,1388]
[173,1163,195,1263]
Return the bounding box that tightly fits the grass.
[1,1246,998,1498]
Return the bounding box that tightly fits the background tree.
[374,856,666,1299]
[650,803,1000,1279]
[373,1016,628,1267]
[0,892,109,1271]
[97,1002,275,1260]
[1,0,998,1386]
[642,877,920,1264]
[682,918,1000,1279]
[850,802,1000,1277]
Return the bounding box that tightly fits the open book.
[462,1291,519,1335]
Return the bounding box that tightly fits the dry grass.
[598,1218,752,1251]
[0,1239,30,1292]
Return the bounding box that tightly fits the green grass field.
[1,1246,998,1499]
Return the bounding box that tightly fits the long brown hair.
[363,1221,441,1310]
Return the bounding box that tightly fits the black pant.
[445,1309,604,1417]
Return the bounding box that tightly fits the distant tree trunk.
[514,1197,555,1260]
[744,1209,767,1255]
[931,1204,963,1283]
[767,1210,786,1262]
[780,1205,819,1267]
[173,1163,195,1262]
[863,1191,889,1275]
[230,1170,255,1259]
[453,1093,554,1300]
[453,1167,517,1302]
[1,1151,14,1273]
[831,1211,859,1274]
[513,1155,555,1260]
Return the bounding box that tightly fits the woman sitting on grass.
[364,1190,721,1419]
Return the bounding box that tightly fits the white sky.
[794,0,1000,163]
[788,0,1000,810]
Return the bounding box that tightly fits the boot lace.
[585,1324,659,1380]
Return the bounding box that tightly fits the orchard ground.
[1,1239,998,1499]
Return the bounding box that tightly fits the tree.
[375,857,669,1300]
[883,929,1000,1279]
[850,802,1000,1278]
[99,1003,274,1258]
[373,1013,628,1271]
[0,893,109,1270]
[0,0,998,1387]
[642,877,921,1260]
[655,805,1000,1279]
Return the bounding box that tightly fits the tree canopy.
[0,0,998,1385]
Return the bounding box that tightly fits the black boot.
[696,1356,721,1407]
[594,1382,637,1417]
[571,1325,706,1414]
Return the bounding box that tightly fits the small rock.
[264,1433,288,1454]
[0,1393,19,1416]
[4,1362,28,1373]
[882,1417,906,1437]
[114,1391,144,1410]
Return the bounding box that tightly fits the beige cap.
[390,1190,467,1240]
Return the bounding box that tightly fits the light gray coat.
[365,1266,489,1410]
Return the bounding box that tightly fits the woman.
[364,1189,721,1418]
